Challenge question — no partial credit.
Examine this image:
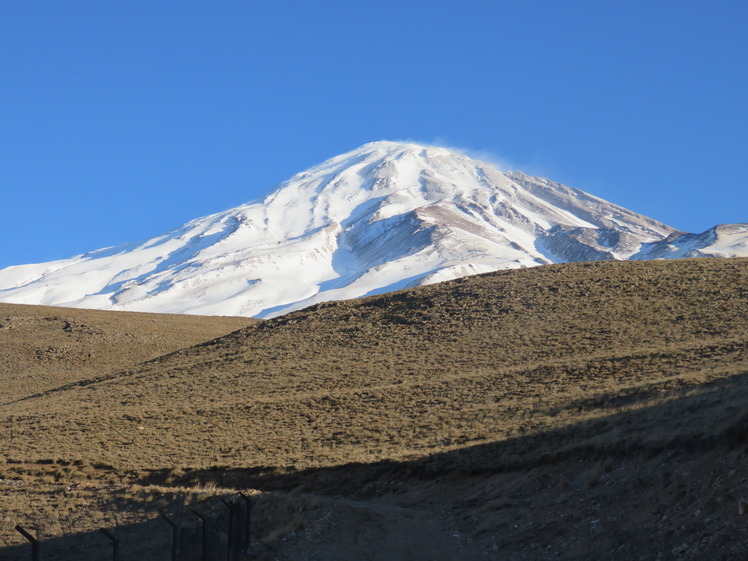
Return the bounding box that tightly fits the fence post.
[240,493,251,552]
[14,525,39,561]
[192,510,209,561]
[99,528,119,561]
[221,498,240,561]
[161,513,180,561]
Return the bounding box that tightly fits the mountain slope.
[633,223,748,260]
[0,141,742,317]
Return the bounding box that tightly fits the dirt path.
[262,495,486,561]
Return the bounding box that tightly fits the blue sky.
[1,1,746,268]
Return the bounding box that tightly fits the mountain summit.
[0,141,744,317]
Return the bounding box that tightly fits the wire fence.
[12,492,254,561]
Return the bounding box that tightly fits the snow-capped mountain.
[633,224,748,260]
[0,141,744,317]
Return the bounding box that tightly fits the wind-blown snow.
[0,141,743,317]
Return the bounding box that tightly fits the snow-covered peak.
[633,223,748,260]
[0,142,742,318]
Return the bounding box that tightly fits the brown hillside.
[0,303,254,403]
[1,258,747,560]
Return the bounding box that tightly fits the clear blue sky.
[1,1,746,268]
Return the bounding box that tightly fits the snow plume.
[389,137,515,172]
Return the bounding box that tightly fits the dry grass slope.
[1,257,747,560]
[0,303,254,403]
